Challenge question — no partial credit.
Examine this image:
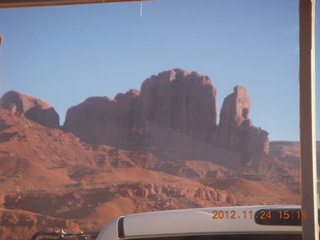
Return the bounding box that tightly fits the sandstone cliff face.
[137,69,217,144]
[0,91,59,128]
[63,89,143,147]
[63,94,136,146]
[64,69,218,149]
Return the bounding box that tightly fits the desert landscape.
[0,69,310,240]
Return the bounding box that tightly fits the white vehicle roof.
[97,205,307,240]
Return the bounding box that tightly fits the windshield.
[0,1,319,240]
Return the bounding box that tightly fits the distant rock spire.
[216,86,269,163]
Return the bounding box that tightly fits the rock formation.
[0,69,270,168]
[64,69,218,149]
[216,86,269,163]
[64,69,269,165]
[63,69,269,166]
[0,91,59,128]
[137,69,217,143]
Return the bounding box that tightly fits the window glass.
[0,0,315,240]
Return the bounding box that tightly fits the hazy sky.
[0,0,319,141]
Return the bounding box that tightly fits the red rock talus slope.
[0,107,299,240]
[0,109,240,240]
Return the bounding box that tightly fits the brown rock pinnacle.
[216,86,269,163]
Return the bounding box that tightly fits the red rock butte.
[0,69,269,166]
[62,69,269,164]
